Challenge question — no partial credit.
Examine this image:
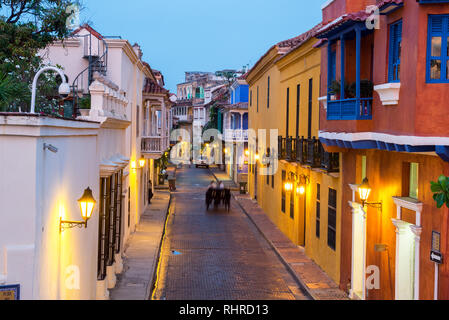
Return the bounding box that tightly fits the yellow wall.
[247,38,341,283]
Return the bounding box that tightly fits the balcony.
[327,98,373,120]
[278,136,339,173]
[141,136,168,158]
[223,129,248,142]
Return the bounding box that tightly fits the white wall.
[0,115,100,300]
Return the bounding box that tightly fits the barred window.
[316,184,321,238]
[328,188,337,251]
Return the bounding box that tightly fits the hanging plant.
[430,175,449,208]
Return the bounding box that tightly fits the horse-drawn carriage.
[205,183,231,212]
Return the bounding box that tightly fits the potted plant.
[78,95,91,116]
[329,80,352,100]
[349,80,374,98]
[328,80,341,100]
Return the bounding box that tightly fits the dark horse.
[223,189,231,212]
[205,188,214,210]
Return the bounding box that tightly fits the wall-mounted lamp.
[358,178,382,210]
[245,149,249,157]
[60,187,96,232]
[255,153,260,161]
[284,172,309,195]
[139,157,146,168]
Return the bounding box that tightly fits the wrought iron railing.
[71,33,108,118]
[278,136,340,173]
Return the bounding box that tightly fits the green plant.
[328,80,351,98]
[430,175,449,208]
[349,80,374,98]
[79,95,91,109]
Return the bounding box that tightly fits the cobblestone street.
[152,166,309,300]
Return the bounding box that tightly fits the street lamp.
[358,178,382,210]
[60,187,96,232]
[284,172,309,195]
[30,66,70,114]
[139,157,146,168]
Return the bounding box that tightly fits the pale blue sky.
[80,0,323,93]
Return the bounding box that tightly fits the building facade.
[318,0,449,300]
[246,26,343,283]
[0,24,171,300]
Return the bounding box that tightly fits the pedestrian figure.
[148,180,154,204]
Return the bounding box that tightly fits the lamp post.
[30,66,70,114]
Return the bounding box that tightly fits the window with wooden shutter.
[388,20,402,82]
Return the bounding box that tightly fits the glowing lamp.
[284,180,293,192]
[139,157,146,168]
[78,187,96,222]
[297,185,306,195]
[255,153,260,161]
[245,149,249,156]
[357,177,381,210]
[358,178,372,204]
[60,187,97,232]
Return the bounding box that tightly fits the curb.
[146,192,172,300]
[208,167,315,300]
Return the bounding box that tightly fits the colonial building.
[0,24,171,300]
[222,76,249,185]
[246,24,343,283]
[318,0,449,300]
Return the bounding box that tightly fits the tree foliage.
[0,0,77,112]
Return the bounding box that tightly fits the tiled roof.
[72,24,104,40]
[376,0,403,8]
[247,23,323,79]
[317,11,372,37]
[143,78,169,95]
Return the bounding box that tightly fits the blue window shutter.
[388,20,402,82]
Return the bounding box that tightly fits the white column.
[348,200,366,300]
[410,225,422,300]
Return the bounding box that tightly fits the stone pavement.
[209,166,349,300]
[109,190,171,300]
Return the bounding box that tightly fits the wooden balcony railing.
[278,136,339,173]
[141,136,168,154]
[327,97,373,120]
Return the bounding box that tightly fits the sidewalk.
[209,165,239,190]
[109,190,171,300]
[209,166,349,300]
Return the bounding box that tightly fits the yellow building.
[246,26,342,282]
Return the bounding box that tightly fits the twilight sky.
[80,0,323,93]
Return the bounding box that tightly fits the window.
[328,188,337,251]
[267,76,270,109]
[250,90,252,107]
[410,163,419,199]
[316,184,321,238]
[296,84,301,138]
[403,162,419,199]
[257,86,259,112]
[389,20,402,82]
[427,15,449,82]
[282,171,286,213]
[272,166,275,189]
[290,187,294,219]
[362,155,367,180]
[308,78,313,139]
[330,48,337,82]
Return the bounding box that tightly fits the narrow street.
[152,166,309,300]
